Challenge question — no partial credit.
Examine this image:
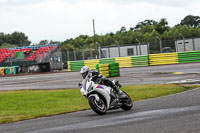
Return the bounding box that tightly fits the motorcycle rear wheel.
[88,95,107,115]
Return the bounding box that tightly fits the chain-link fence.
[62,37,200,68]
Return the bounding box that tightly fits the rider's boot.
[113,85,127,99]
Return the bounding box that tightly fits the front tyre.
[120,92,133,111]
[88,95,107,115]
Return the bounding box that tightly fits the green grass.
[0,84,199,124]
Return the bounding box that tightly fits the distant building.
[175,38,200,52]
[101,44,148,58]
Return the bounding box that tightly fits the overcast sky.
[0,0,200,44]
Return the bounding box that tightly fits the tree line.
[61,15,200,51]
[1,15,200,51]
[0,32,31,48]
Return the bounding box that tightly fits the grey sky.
[0,0,199,44]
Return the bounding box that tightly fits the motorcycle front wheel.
[88,95,107,115]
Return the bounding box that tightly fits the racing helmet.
[80,66,91,79]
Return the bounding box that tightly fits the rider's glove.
[98,74,103,78]
[78,83,82,88]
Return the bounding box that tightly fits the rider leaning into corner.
[80,66,126,98]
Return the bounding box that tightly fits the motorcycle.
[79,76,133,115]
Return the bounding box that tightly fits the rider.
[80,66,125,97]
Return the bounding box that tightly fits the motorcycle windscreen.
[82,77,89,91]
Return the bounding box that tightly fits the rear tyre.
[88,95,107,115]
[120,92,133,111]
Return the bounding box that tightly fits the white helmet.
[80,66,91,79]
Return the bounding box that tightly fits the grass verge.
[0,83,199,124]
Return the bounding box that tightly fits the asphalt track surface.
[1,62,200,91]
[0,63,200,133]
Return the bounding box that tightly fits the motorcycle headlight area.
[87,83,93,92]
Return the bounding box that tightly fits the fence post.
[73,49,76,61]
[135,43,138,56]
[108,47,110,58]
[175,40,178,52]
[147,43,150,55]
[180,33,186,52]
[156,36,162,53]
[136,38,141,55]
[115,41,121,57]
[88,44,92,59]
[192,38,195,51]
[82,46,85,60]
[96,42,101,59]
[64,48,70,61]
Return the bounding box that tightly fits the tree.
[155,18,170,34]
[159,18,168,26]
[9,32,31,46]
[0,32,31,47]
[181,15,200,27]
[134,19,157,31]
[140,25,154,33]
[119,26,127,33]
[39,40,49,45]
[49,40,60,44]
[60,15,200,54]
[0,33,5,46]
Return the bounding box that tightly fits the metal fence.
[61,37,200,67]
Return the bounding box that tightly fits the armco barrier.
[178,51,200,63]
[149,53,178,66]
[132,55,149,67]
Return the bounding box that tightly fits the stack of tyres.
[0,67,5,76]
[109,63,120,77]
[149,53,178,66]
[95,64,100,72]
[68,61,84,71]
[84,59,100,70]
[11,66,19,74]
[10,67,12,74]
[99,64,110,78]
[5,67,11,75]
[115,57,132,68]
[15,66,19,74]
[178,51,200,63]
[100,58,115,64]
[132,55,149,67]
